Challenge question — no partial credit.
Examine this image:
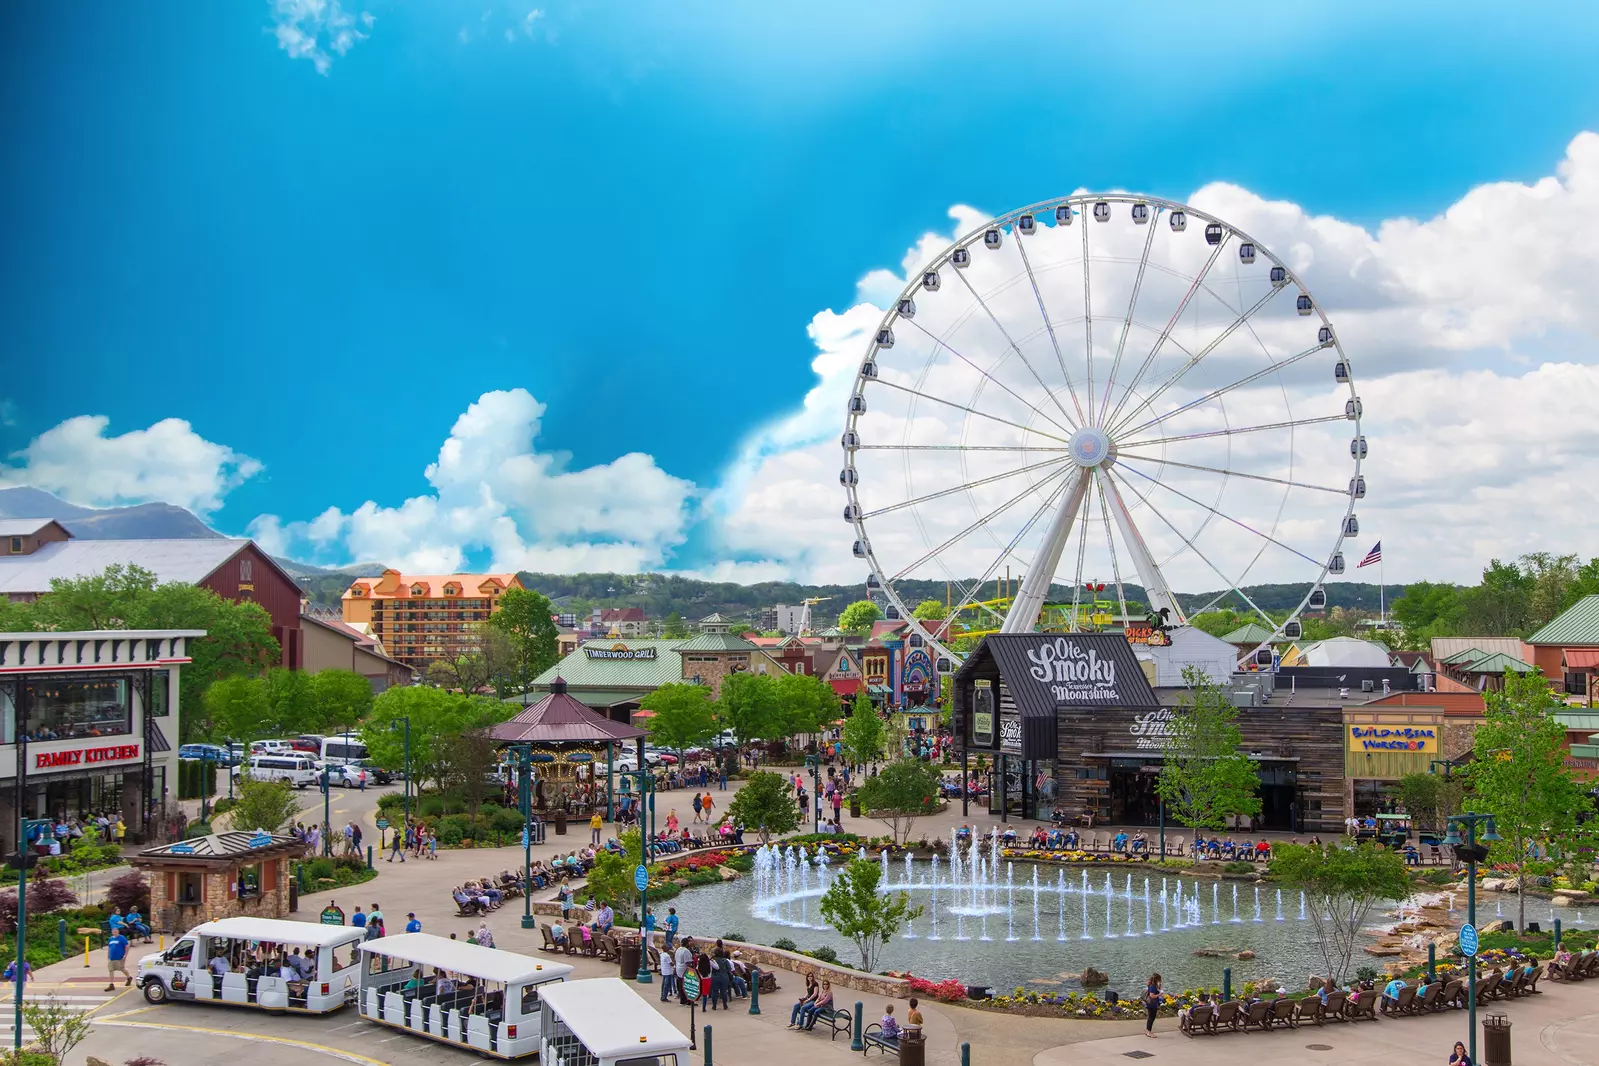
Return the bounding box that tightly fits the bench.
[861,1023,900,1055]
[804,1005,851,1041]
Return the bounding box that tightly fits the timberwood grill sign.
[585,645,657,661]
[1026,638,1122,703]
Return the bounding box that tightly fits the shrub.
[772,937,798,952]
[210,797,237,816]
[489,806,525,834]
[722,932,746,942]
[104,871,150,915]
[1222,861,1256,874]
[809,945,839,964]
[0,875,80,933]
[419,795,446,818]
[1354,965,1380,984]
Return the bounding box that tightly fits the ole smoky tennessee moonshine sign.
[1024,636,1127,703]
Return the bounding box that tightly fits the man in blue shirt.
[105,931,131,991]
[664,907,679,950]
[3,959,31,983]
[351,906,367,930]
[405,913,422,934]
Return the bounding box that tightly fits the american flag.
[1357,541,1382,568]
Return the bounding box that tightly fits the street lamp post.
[14,734,28,1054]
[805,754,820,833]
[200,752,216,821]
[321,765,333,857]
[516,743,536,930]
[1443,812,1501,1066]
[633,762,654,984]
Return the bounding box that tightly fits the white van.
[234,754,319,788]
[138,917,365,1013]
[321,733,370,765]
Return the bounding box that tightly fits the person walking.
[691,793,703,824]
[387,826,406,863]
[702,792,715,825]
[405,912,421,933]
[105,929,131,991]
[831,789,843,824]
[1143,972,1162,1038]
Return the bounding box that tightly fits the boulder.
[1482,878,1508,892]
[1364,946,1403,957]
[1551,893,1579,908]
[1235,950,1256,960]
[87,1060,112,1066]
[717,866,740,881]
[1490,920,1515,933]
[1192,949,1228,958]
[1081,967,1109,986]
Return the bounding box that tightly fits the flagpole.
[1379,554,1386,624]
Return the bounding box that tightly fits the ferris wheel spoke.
[871,379,1075,445]
[1080,220,1096,425]
[1106,468,1280,632]
[861,454,1074,520]
[1016,226,1093,425]
[1115,342,1324,439]
[941,469,1084,628]
[999,468,1091,633]
[1092,469,1132,630]
[1105,237,1230,428]
[1096,470,1185,623]
[1116,462,1322,567]
[1119,413,1345,450]
[900,315,1078,438]
[1114,452,1348,495]
[1097,215,1160,427]
[952,258,1083,431]
[857,444,1073,452]
[887,463,1076,583]
[1069,483,1093,633]
[1111,284,1288,436]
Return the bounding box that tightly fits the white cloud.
[0,416,261,516]
[269,0,372,75]
[256,389,697,574]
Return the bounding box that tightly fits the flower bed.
[996,846,1194,870]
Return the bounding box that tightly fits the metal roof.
[531,639,684,689]
[1462,652,1535,674]
[360,933,574,986]
[1219,623,1278,644]
[0,538,250,595]
[192,917,366,949]
[489,679,646,744]
[0,519,63,538]
[135,831,304,861]
[1527,595,1599,646]
[1430,637,1531,662]
[674,631,758,652]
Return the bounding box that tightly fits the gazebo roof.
[134,831,305,864]
[490,678,647,745]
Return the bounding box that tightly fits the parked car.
[348,760,393,785]
[178,743,229,763]
[322,764,368,788]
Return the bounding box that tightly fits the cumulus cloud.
[269,0,372,75]
[0,415,262,516]
[255,389,697,574]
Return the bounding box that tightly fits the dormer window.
[444,583,460,596]
[351,586,364,597]
[410,584,426,597]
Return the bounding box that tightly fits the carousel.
[489,678,648,816]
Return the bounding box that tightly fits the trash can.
[1483,1014,1511,1066]
[898,1030,925,1066]
[288,881,299,913]
[554,811,568,836]
[619,941,642,980]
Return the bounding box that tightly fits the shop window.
[0,681,14,745]
[21,676,132,741]
[147,672,170,717]
[9,537,21,554]
[173,871,203,905]
[237,863,262,900]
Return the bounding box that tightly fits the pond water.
[666,834,1593,994]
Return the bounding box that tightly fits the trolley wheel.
[142,979,168,1004]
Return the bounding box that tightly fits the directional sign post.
[1459,923,1478,957]
[634,864,653,984]
[634,865,650,892]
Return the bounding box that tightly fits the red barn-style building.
[0,520,304,668]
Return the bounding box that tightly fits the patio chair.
[1240,1000,1272,1032]
[1343,993,1377,1021]
[1436,979,1463,1010]
[1269,997,1298,1028]
[1411,981,1443,1013]
[1180,1003,1214,1036]
[1381,984,1416,1015]
[1208,1000,1243,1032]
[1470,971,1502,1006]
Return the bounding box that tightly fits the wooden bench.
[1179,1003,1213,1036]
[861,1022,900,1055]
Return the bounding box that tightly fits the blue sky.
[3,2,1599,585]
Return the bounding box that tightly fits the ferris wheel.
[840,194,1365,667]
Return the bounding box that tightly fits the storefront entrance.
[1107,760,1162,825]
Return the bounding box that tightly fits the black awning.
[147,721,172,753]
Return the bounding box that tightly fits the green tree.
[312,669,375,734]
[28,562,157,630]
[202,675,269,746]
[362,686,510,794]
[717,672,783,745]
[817,855,923,971]
[837,600,882,633]
[1187,609,1246,638]
[911,599,945,621]
[263,667,316,736]
[840,692,885,768]
[639,683,717,754]
[1270,842,1411,984]
[1521,551,1581,629]
[1467,670,1595,929]
[1395,769,1466,837]
[775,671,838,737]
[437,730,502,818]
[855,758,941,845]
[137,581,279,696]
[660,611,690,639]
[1391,581,1463,642]
[584,828,647,916]
[725,771,798,845]
[228,775,303,834]
[1154,665,1262,834]
[1458,558,1534,636]
[487,587,561,688]
[18,995,94,1065]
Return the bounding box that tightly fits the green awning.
[868,684,891,695]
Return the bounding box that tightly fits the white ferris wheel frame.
[840,192,1365,672]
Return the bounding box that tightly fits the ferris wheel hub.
[1068,427,1114,468]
